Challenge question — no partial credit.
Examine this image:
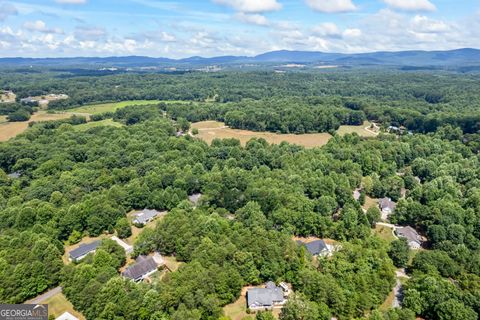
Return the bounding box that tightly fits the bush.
[7,109,31,122]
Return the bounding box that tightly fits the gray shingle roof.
[69,240,101,260]
[247,286,284,309]
[379,198,396,211]
[300,240,328,256]
[396,226,421,244]
[133,209,160,225]
[122,256,158,281]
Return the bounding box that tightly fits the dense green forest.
[0,69,479,320]
[1,69,480,133]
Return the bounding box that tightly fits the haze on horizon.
[0,0,479,58]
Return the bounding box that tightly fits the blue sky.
[0,0,479,57]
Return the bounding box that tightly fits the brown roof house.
[395,226,422,249]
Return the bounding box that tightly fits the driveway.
[25,286,62,304]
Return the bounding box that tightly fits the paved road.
[25,286,62,304]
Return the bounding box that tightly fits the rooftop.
[133,209,161,225]
[247,285,285,308]
[122,256,159,281]
[379,197,396,211]
[396,226,421,243]
[56,312,79,320]
[69,240,101,260]
[297,239,328,256]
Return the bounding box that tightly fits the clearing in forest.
[337,121,379,137]
[191,121,333,148]
[0,111,71,142]
[68,100,161,115]
[34,292,85,320]
[73,119,124,131]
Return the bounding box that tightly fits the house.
[56,312,79,320]
[396,226,422,249]
[297,239,331,257]
[132,209,161,226]
[122,253,163,282]
[353,188,362,201]
[247,282,288,310]
[20,97,37,104]
[188,193,202,206]
[111,236,133,254]
[68,240,101,262]
[379,197,396,220]
[7,171,21,179]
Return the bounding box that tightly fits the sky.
[0,0,479,58]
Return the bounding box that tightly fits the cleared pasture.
[191,121,332,148]
[73,119,123,131]
[68,100,161,115]
[0,112,71,142]
[337,121,378,137]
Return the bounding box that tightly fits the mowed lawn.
[73,119,124,131]
[41,292,85,320]
[337,121,378,137]
[68,100,161,115]
[192,121,332,148]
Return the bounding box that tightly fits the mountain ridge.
[1,48,479,67]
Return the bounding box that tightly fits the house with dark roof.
[122,253,163,282]
[379,197,396,220]
[69,240,101,262]
[395,226,422,249]
[297,239,331,257]
[247,282,287,310]
[132,209,162,226]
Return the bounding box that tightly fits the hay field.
[68,100,161,115]
[192,121,332,148]
[337,121,378,137]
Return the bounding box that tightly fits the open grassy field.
[374,225,397,243]
[68,100,161,115]
[73,119,124,131]
[0,111,71,142]
[337,121,378,137]
[0,116,7,124]
[40,292,85,320]
[192,121,332,148]
[362,196,379,212]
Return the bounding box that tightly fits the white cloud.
[343,28,362,37]
[411,15,449,33]
[24,20,63,34]
[213,0,282,13]
[235,13,269,26]
[305,0,357,13]
[74,26,107,41]
[312,23,341,37]
[0,3,18,21]
[382,0,436,12]
[55,0,87,4]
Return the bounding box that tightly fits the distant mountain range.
[1,48,479,68]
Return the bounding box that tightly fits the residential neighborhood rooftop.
[396,226,421,244]
[69,240,101,261]
[122,255,161,281]
[247,283,285,309]
[132,209,161,225]
[297,239,328,256]
[56,312,79,320]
